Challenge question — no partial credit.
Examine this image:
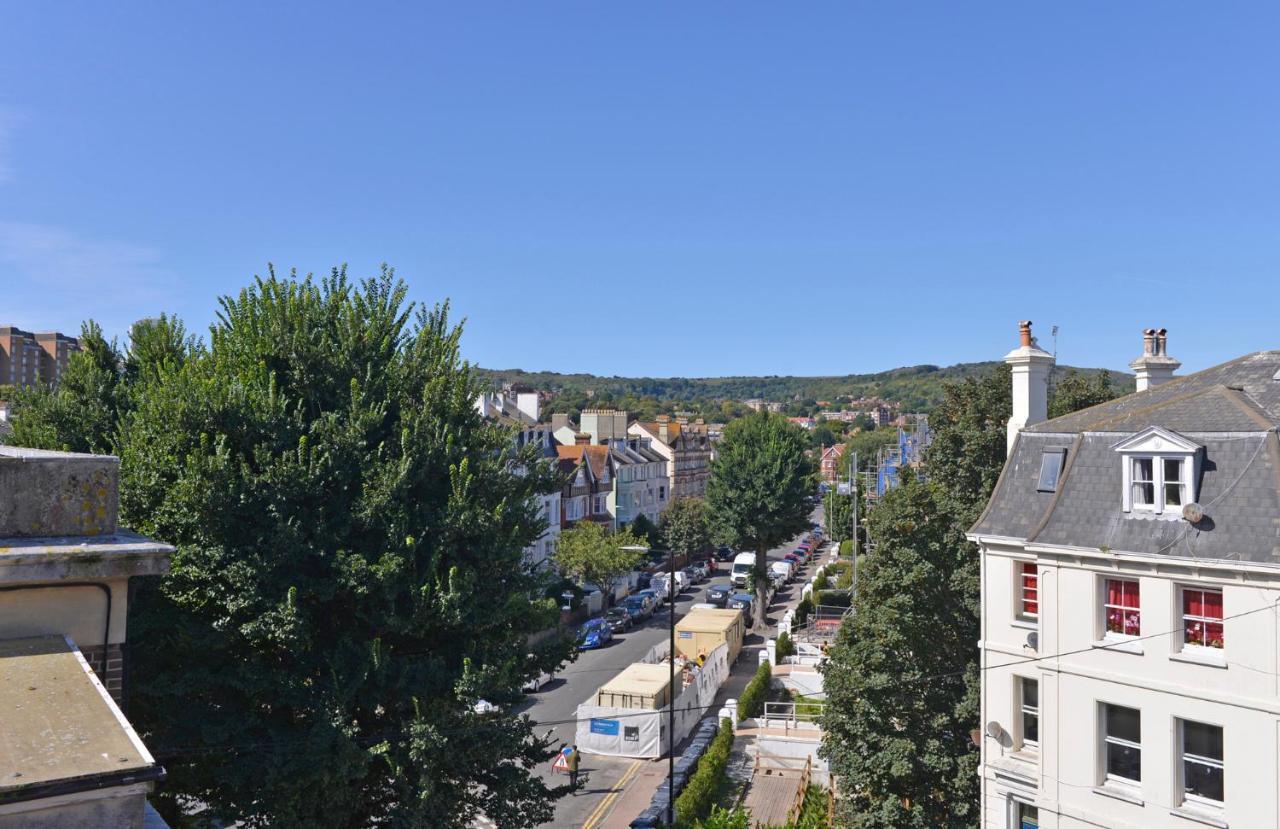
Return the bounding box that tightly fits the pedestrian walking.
[567,744,581,792]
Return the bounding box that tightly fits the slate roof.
[972,351,1280,565]
[1027,351,1280,433]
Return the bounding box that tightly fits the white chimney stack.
[1129,327,1180,392]
[1005,320,1056,454]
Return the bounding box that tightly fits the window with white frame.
[593,494,607,514]
[1179,720,1224,807]
[1181,587,1224,651]
[1017,562,1039,621]
[1010,800,1038,829]
[1113,427,1201,516]
[1018,678,1039,751]
[565,498,585,521]
[1103,578,1141,637]
[1101,703,1141,784]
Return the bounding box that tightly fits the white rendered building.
[970,323,1280,829]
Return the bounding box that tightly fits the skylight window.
[1036,449,1067,493]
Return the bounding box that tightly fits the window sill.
[1170,805,1227,828]
[1011,619,1039,631]
[1093,637,1144,655]
[1093,784,1143,806]
[1170,649,1227,669]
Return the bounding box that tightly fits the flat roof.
[676,608,743,633]
[597,663,672,696]
[0,636,161,802]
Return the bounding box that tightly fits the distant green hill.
[474,362,1133,414]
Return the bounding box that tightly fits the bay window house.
[971,323,1280,829]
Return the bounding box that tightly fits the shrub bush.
[775,631,795,660]
[816,589,851,609]
[835,568,853,590]
[675,717,735,826]
[736,661,773,722]
[692,806,750,829]
[793,596,814,627]
[839,538,852,557]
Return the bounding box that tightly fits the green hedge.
[816,589,851,609]
[775,631,795,661]
[675,717,734,827]
[811,571,829,592]
[793,596,814,627]
[736,660,773,722]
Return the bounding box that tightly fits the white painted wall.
[980,542,1280,829]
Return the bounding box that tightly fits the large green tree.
[822,363,1118,827]
[659,497,712,559]
[820,369,1012,828]
[705,412,814,627]
[6,320,126,453]
[1048,367,1119,419]
[822,490,853,546]
[554,522,646,598]
[15,269,571,827]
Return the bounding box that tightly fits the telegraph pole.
[850,451,858,604]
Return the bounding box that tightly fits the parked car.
[578,618,613,649]
[673,570,691,591]
[730,552,756,588]
[605,607,634,633]
[636,572,653,590]
[714,545,736,562]
[689,560,710,580]
[728,593,755,626]
[689,602,717,611]
[622,594,655,622]
[769,571,787,591]
[682,566,702,585]
[523,669,554,693]
[770,560,794,583]
[706,584,732,607]
[649,574,674,603]
[783,552,804,565]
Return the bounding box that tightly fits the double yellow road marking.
[582,758,644,829]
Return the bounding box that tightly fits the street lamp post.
[623,544,676,826]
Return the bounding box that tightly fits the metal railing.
[761,700,826,733]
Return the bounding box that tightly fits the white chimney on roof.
[1005,320,1056,454]
[1129,327,1180,392]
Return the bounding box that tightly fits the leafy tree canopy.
[706,412,814,626]
[554,522,646,597]
[16,268,571,828]
[659,497,712,557]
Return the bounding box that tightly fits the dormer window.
[1113,427,1201,518]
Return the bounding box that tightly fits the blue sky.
[2,3,1277,377]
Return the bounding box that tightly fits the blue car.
[578,618,613,649]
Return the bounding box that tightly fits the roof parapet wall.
[0,447,119,537]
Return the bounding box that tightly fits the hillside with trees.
[476,362,1131,418]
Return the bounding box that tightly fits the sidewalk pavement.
[593,542,830,827]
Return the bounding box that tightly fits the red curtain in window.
[1021,563,1038,616]
[1106,579,1140,636]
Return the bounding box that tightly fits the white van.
[769,560,793,583]
[731,552,757,588]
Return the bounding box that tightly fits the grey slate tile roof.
[972,351,1280,564]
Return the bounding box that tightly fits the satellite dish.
[1183,502,1204,523]
[985,721,1004,740]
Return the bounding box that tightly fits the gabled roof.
[555,444,612,482]
[972,351,1280,565]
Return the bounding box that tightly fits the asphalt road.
[522,504,824,828]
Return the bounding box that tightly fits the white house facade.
[970,324,1280,829]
